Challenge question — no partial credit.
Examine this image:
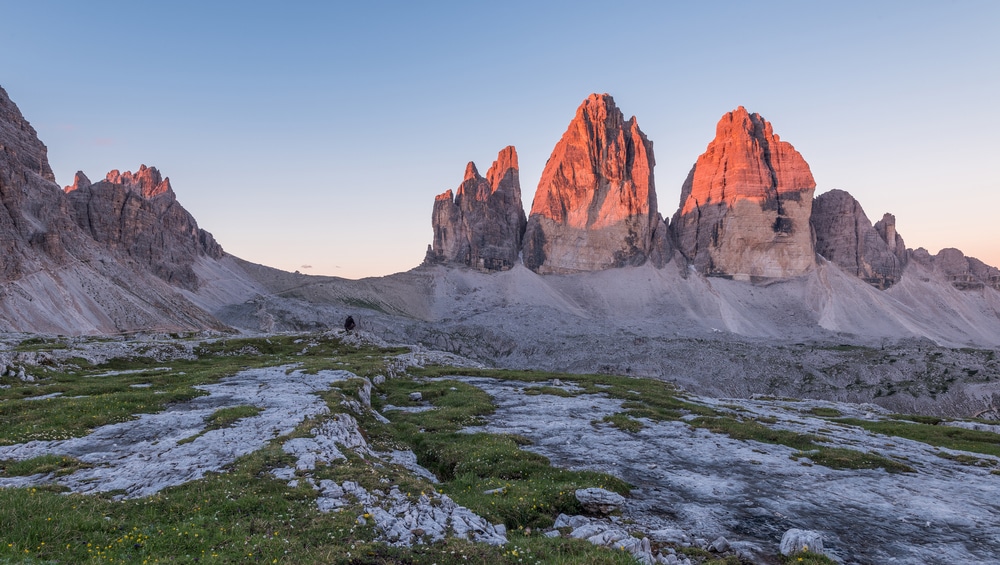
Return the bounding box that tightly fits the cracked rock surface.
[454,376,1000,564]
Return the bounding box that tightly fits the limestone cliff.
[812,189,907,289]
[522,93,661,274]
[426,146,526,271]
[64,165,223,290]
[672,107,815,279]
[0,86,78,281]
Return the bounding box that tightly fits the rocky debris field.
[3,332,1000,563]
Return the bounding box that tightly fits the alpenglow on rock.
[522,93,665,274]
[672,106,816,279]
[425,146,526,272]
[812,189,907,289]
[64,165,223,290]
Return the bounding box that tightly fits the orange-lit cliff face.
[427,146,526,272]
[523,93,661,274]
[672,107,816,279]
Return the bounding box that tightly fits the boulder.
[779,528,824,556]
[672,106,816,279]
[812,189,907,289]
[523,93,661,273]
[575,487,626,515]
[426,146,526,271]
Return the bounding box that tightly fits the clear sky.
[2,1,998,279]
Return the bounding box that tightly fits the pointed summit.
[672,107,816,279]
[522,93,661,273]
[426,146,526,271]
[105,164,173,198]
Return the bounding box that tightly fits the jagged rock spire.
[426,146,526,271]
[522,93,662,274]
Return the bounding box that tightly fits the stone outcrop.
[672,106,816,280]
[812,189,907,289]
[65,165,223,290]
[911,247,1000,291]
[425,146,526,271]
[522,93,661,274]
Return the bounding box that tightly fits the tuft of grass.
[780,550,839,564]
[599,413,644,433]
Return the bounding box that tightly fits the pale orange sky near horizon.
[3,1,998,280]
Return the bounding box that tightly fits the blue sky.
[3,1,998,278]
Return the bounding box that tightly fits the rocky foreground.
[3,333,1000,564]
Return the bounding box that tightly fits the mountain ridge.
[2,84,1000,355]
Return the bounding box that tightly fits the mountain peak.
[522,93,660,273]
[672,107,816,279]
[427,146,526,271]
[104,164,173,198]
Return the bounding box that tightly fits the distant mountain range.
[2,84,1000,354]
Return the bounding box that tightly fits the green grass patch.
[689,416,818,451]
[780,550,838,564]
[807,407,843,418]
[935,451,997,467]
[0,454,92,477]
[834,417,1000,458]
[599,413,644,433]
[0,334,408,447]
[524,386,579,397]
[689,416,913,473]
[805,447,914,473]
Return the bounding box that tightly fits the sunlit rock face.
[672,107,815,280]
[426,146,526,271]
[523,93,660,274]
[65,165,223,290]
[911,247,1000,291]
[812,189,907,289]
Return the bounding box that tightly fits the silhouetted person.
[344,315,356,332]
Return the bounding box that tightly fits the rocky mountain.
[0,85,248,334]
[911,247,1000,291]
[425,146,526,271]
[522,93,667,274]
[812,189,907,289]
[64,165,223,291]
[672,106,817,280]
[5,82,1000,384]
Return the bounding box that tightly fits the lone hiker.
[344,315,356,332]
